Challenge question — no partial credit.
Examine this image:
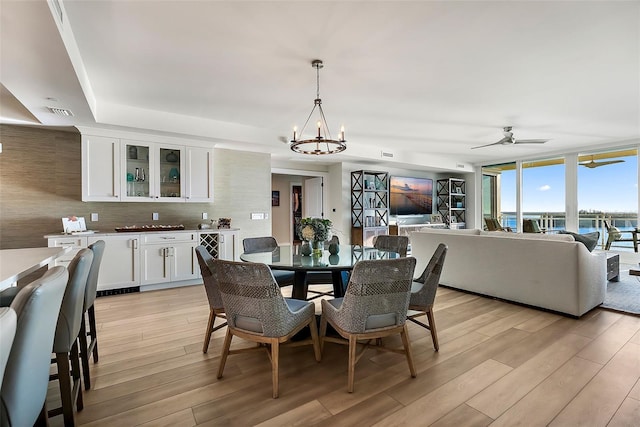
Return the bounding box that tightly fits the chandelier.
[290,59,346,155]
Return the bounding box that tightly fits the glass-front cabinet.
[121,140,185,202]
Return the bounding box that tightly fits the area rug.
[601,265,640,315]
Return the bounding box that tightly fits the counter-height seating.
[1,267,68,427]
[410,229,606,317]
[79,240,105,390]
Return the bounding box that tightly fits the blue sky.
[500,155,638,213]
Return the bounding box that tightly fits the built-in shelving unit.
[436,178,466,229]
[351,170,389,246]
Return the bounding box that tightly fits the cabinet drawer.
[48,236,88,248]
[141,232,197,245]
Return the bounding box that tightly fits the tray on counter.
[114,225,185,232]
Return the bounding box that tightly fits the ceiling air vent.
[47,107,74,117]
[381,151,394,158]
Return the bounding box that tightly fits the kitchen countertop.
[44,228,239,238]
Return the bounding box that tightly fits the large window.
[522,158,565,231]
[578,149,638,247]
[482,163,516,230]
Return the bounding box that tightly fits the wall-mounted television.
[390,176,433,216]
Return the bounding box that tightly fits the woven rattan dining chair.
[214,259,321,398]
[242,237,295,288]
[373,235,409,257]
[320,257,417,393]
[408,243,447,351]
[79,240,105,390]
[195,246,227,353]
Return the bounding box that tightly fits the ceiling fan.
[471,126,549,149]
[579,156,625,168]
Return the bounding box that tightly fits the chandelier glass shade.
[290,60,346,155]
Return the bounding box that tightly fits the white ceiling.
[1,0,639,170]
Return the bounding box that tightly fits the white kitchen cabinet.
[88,235,140,291]
[140,232,198,285]
[121,140,188,202]
[81,136,121,201]
[218,229,239,261]
[185,146,214,202]
[81,128,214,204]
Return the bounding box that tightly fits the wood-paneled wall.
[0,125,271,249]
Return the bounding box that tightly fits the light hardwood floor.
[48,283,640,426]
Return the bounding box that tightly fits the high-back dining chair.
[408,243,448,351]
[214,259,321,398]
[195,246,227,353]
[0,307,17,390]
[48,248,93,426]
[319,257,417,393]
[79,240,105,390]
[1,266,68,427]
[373,235,409,257]
[242,237,295,288]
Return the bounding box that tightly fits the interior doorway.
[272,169,329,245]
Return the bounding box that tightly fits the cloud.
[539,185,551,191]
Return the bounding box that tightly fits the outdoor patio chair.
[484,217,512,232]
[604,221,639,252]
[523,219,545,233]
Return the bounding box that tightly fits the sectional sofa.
[409,228,607,317]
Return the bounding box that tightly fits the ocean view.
[500,212,638,248]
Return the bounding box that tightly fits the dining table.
[240,244,400,300]
[0,247,70,290]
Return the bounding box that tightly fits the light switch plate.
[251,212,265,220]
[152,212,159,221]
[91,213,99,222]
[202,212,208,220]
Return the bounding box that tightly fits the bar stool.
[0,267,68,427]
[78,240,105,389]
[48,249,93,426]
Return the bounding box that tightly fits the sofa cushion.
[479,231,574,242]
[559,231,600,252]
[415,228,481,235]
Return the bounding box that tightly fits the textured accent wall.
[0,125,271,249]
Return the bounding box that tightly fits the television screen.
[390,176,433,215]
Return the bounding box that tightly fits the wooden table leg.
[291,271,308,300]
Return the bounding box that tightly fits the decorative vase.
[328,242,339,255]
[165,151,179,162]
[328,254,340,265]
[168,167,180,182]
[312,240,324,256]
[300,241,312,256]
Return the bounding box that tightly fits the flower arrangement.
[297,217,332,242]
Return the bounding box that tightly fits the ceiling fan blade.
[580,159,625,168]
[471,140,507,150]
[513,139,548,144]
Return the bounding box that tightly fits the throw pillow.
[559,230,600,252]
